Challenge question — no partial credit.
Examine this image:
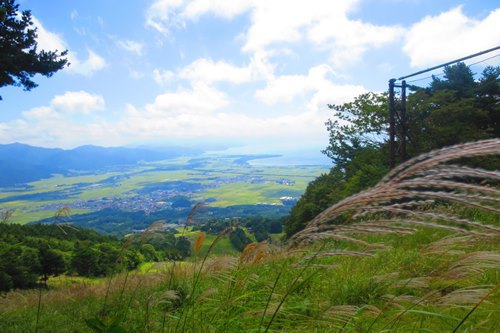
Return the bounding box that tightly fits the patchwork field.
[0,154,328,225]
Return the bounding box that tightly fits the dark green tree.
[0,245,41,289]
[407,65,498,153]
[0,0,68,100]
[39,247,66,285]
[175,236,192,259]
[139,243,160,262]
[71,245,100,276]
[323,92,389,170]
[229,227,252,252]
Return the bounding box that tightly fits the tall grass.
[290,139,499,247]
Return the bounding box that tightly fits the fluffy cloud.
[178,54,274,84]
[179,58,253,84]
[403,7,500,67]
[0,91,107,147]
[32,16,106,76]
[255,64,365,105]
[146,0,252,32]
[22,107,60,120]
[50,91,105,114]
[153,51,274,87]
[146,0,403,66]
[152,69,175,86]
[183,0,254,19]
[145,0,185,33]
[143,83,230,116]
[117,40,144,56]
[66,50,107,76]
[242,0,404,66]
[22,91,104,120]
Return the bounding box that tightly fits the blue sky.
[0,0,499,153]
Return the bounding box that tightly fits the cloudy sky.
[0,0,499,153]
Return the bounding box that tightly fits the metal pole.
[401,80,407,161]
[397,45,500,81]
[389,79,396,168]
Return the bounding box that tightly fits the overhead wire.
[404,52,500,85]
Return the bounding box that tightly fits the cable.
[406,72,445,84]
[467,52,500,67]
[404,53,499,85]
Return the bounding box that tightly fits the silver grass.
[290,139,500,247]
[438,286,494,306]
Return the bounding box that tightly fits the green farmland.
[0,154,328,225]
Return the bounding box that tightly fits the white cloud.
[113,65,364,145]
[155,52,274,86]
[179,58,253,84]
[183,0,253,19]
[117,40,144,56]
[22,91,104,121]
[241,0,404,66]
[145,0,185,33]
[145,0,403,67]
[32,16,106,76]
[31,17,66,52]
[146,0,252,32]
[118,106,327,143]
[66,50,107,76]
[152,69,175,85]
[144,83,229,116]
[22,106,60,120]
[403,7,500,67]
[308,19,405,66]
[255,64,363,105]
[1,91,107,147]
[51,91,105,114]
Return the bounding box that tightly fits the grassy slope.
[0,227,498,333]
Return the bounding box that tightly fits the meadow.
[0,227,497,333]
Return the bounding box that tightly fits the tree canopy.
[0,0,68,100]
[285,63,499,238]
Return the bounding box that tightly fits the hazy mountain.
[0,143,202,187]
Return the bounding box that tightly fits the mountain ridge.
[0,142,203,187]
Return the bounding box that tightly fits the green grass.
[0,227,497,333]
[194,182,282,206]
[175,228,241,256]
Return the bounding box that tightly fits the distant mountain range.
[0,143,202,187]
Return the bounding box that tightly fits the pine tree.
[0,0,68,100]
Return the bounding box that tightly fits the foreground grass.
[0,228,498,332]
